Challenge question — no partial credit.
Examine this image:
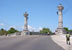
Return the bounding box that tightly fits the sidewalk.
[51,35,72,50]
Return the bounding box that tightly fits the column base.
[21,30,30,36]
[55,28,67,35]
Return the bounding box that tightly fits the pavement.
[51,34,72,50]
[0,35,65,50]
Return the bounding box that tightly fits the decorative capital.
[24,12,29,17]
[58,4,64,11]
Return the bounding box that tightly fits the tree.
[64,27,72,34]
[8,27,19,34]
[64,27,69,32]
[0,28,8,35]
[69,30,72,32]
[40,28,52,33]
[69,29,72,34]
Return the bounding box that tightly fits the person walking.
[48,32,50,35]
[66,32,70,45]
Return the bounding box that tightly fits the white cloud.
[10,26,16,28]
[38,27,43,30]
[9,25,43,32]
[0,23,4,26]
[28,25,35,31]
[8,26,17,30]
[20,25,35,32]
[34,27,43,32]
[28,25,43,32]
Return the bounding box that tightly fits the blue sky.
[0,0,72,32]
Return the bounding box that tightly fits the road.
[0,35,64,50]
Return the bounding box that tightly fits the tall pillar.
[21,12,30,35]
[55,4,66,34]
[58,4,63,29]
[24,12,28,31]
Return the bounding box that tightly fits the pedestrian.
[48,32,50,35]
[66,32,70,45]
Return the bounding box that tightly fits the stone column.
[21,12,30,35]
[58,4,63,28]
[24,12,28,31]
[55,4,66,34]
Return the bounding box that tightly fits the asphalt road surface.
[0,35,64,50]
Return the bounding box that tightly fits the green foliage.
[64,27,72,34]
[40,28,52,33]
[8,27,19,34]
[0,28,19,35]
[69,29,72,32]
[64,27,69,32]
[0,28,8,35]
[64,27,72,32]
